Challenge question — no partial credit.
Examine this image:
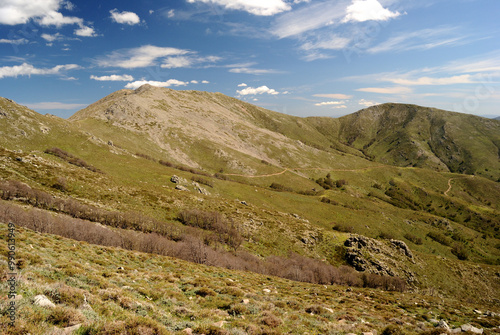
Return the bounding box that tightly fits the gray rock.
[171,175,180,183]
[240,201,248,206]
[461,324,483,334]
[391,239,414,259]
[437,320,450,330]
[33,294,55,308]
[429,319,439,324]
[175,185,189,191]
[473,309,482,314]
[450,328,462,334]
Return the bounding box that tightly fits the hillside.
[0,88,499,333]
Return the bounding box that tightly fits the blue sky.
[0,0,499,118]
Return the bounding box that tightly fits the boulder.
[171,175,181,183]
[175,185,189,191]
[461,324,483,334]
[33,295,55,308]
[437,320,450,330]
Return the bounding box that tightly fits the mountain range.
[0,86,499,334]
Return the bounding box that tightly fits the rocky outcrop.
[344,235,417,283]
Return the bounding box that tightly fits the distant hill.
[70,86,500,181]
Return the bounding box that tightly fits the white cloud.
[229,67,282,75]
[368,27,467,54]
[74,25,97,37]
[37,10,82,26]
[0,38,28,44]
[237,85,279,95]
[0,0,62,25]
[315,100,346,106]
[124,80,189,90]
[343,0,400,23]
[388,75,475,86]
[300,34,351,51]
[110,8,140,25]
[96,45,190,68]
[202,80,209,84]
[167,9,175,18]
[191,80,199,84]
[160,55,220,69]
[186,0,291,16]
[41,33,62,42]
[0,63,79,79]
[313,93,353,99]
[359,99,379,107]
[271,1,349,38]
[24,101,87,110]
[237,83,247,87]
[356,87,412,94]
[90,74,134,81]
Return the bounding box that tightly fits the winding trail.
[222,165,387,178]
[444,176,474,196]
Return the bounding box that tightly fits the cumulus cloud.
[41,33,63,42]
[343,0,400,23]
[96,45,190,68]
[359,99,379,107]
[186,0,291,16]
[202,80,210,84]
[90,74,134,81]
[0,38,28,45]
[0,63,79,79]
[0,0,97,38]
[110,8,140,25]
[23,101,87,110]
[237,85,279,96]
[237,83,247,87]
[74,25,97,37]
[124,79,189,90]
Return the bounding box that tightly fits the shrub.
[44,147,101,173]
[320,197,338,205]
[260,311,282,328]
[451,243,469,260]
[379,231,396,240]
[269,183,293,192]
[403,233,423,245]
[47,306,84,327]
[381,325,406,335]
[427,231,451,246]
[195,287,217,297]
[335,179,348,188]
[332,223,354,233]
[191,176,214,188]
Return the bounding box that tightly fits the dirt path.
[444,176,473,196]
[223,165,387,178]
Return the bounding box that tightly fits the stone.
[242,299,250,304]
[437,320,450,330]
[171,175,180,183]
[390,239,414,259]
[263,289,271,293]
[183,328,193,335]
[49,324,82,335]
[33,294,56,308]
[461,324,483,334]
[175,185,189,191]
[473,309,482,314]
[241,201,248,206]
[450,328,462,334]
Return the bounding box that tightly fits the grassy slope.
[1,223,499,335]
[0,95,499,310]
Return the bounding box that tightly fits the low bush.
[451,243,469,260]
[269,182,293,192]
[403,233,423,245]
[45,147,101,173]
[427,231,451,246]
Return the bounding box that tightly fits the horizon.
[0,0,499,118]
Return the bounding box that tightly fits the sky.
[0,0,499,119]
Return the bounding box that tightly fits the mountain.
[1,88,500,333]
[495,116,500,121]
